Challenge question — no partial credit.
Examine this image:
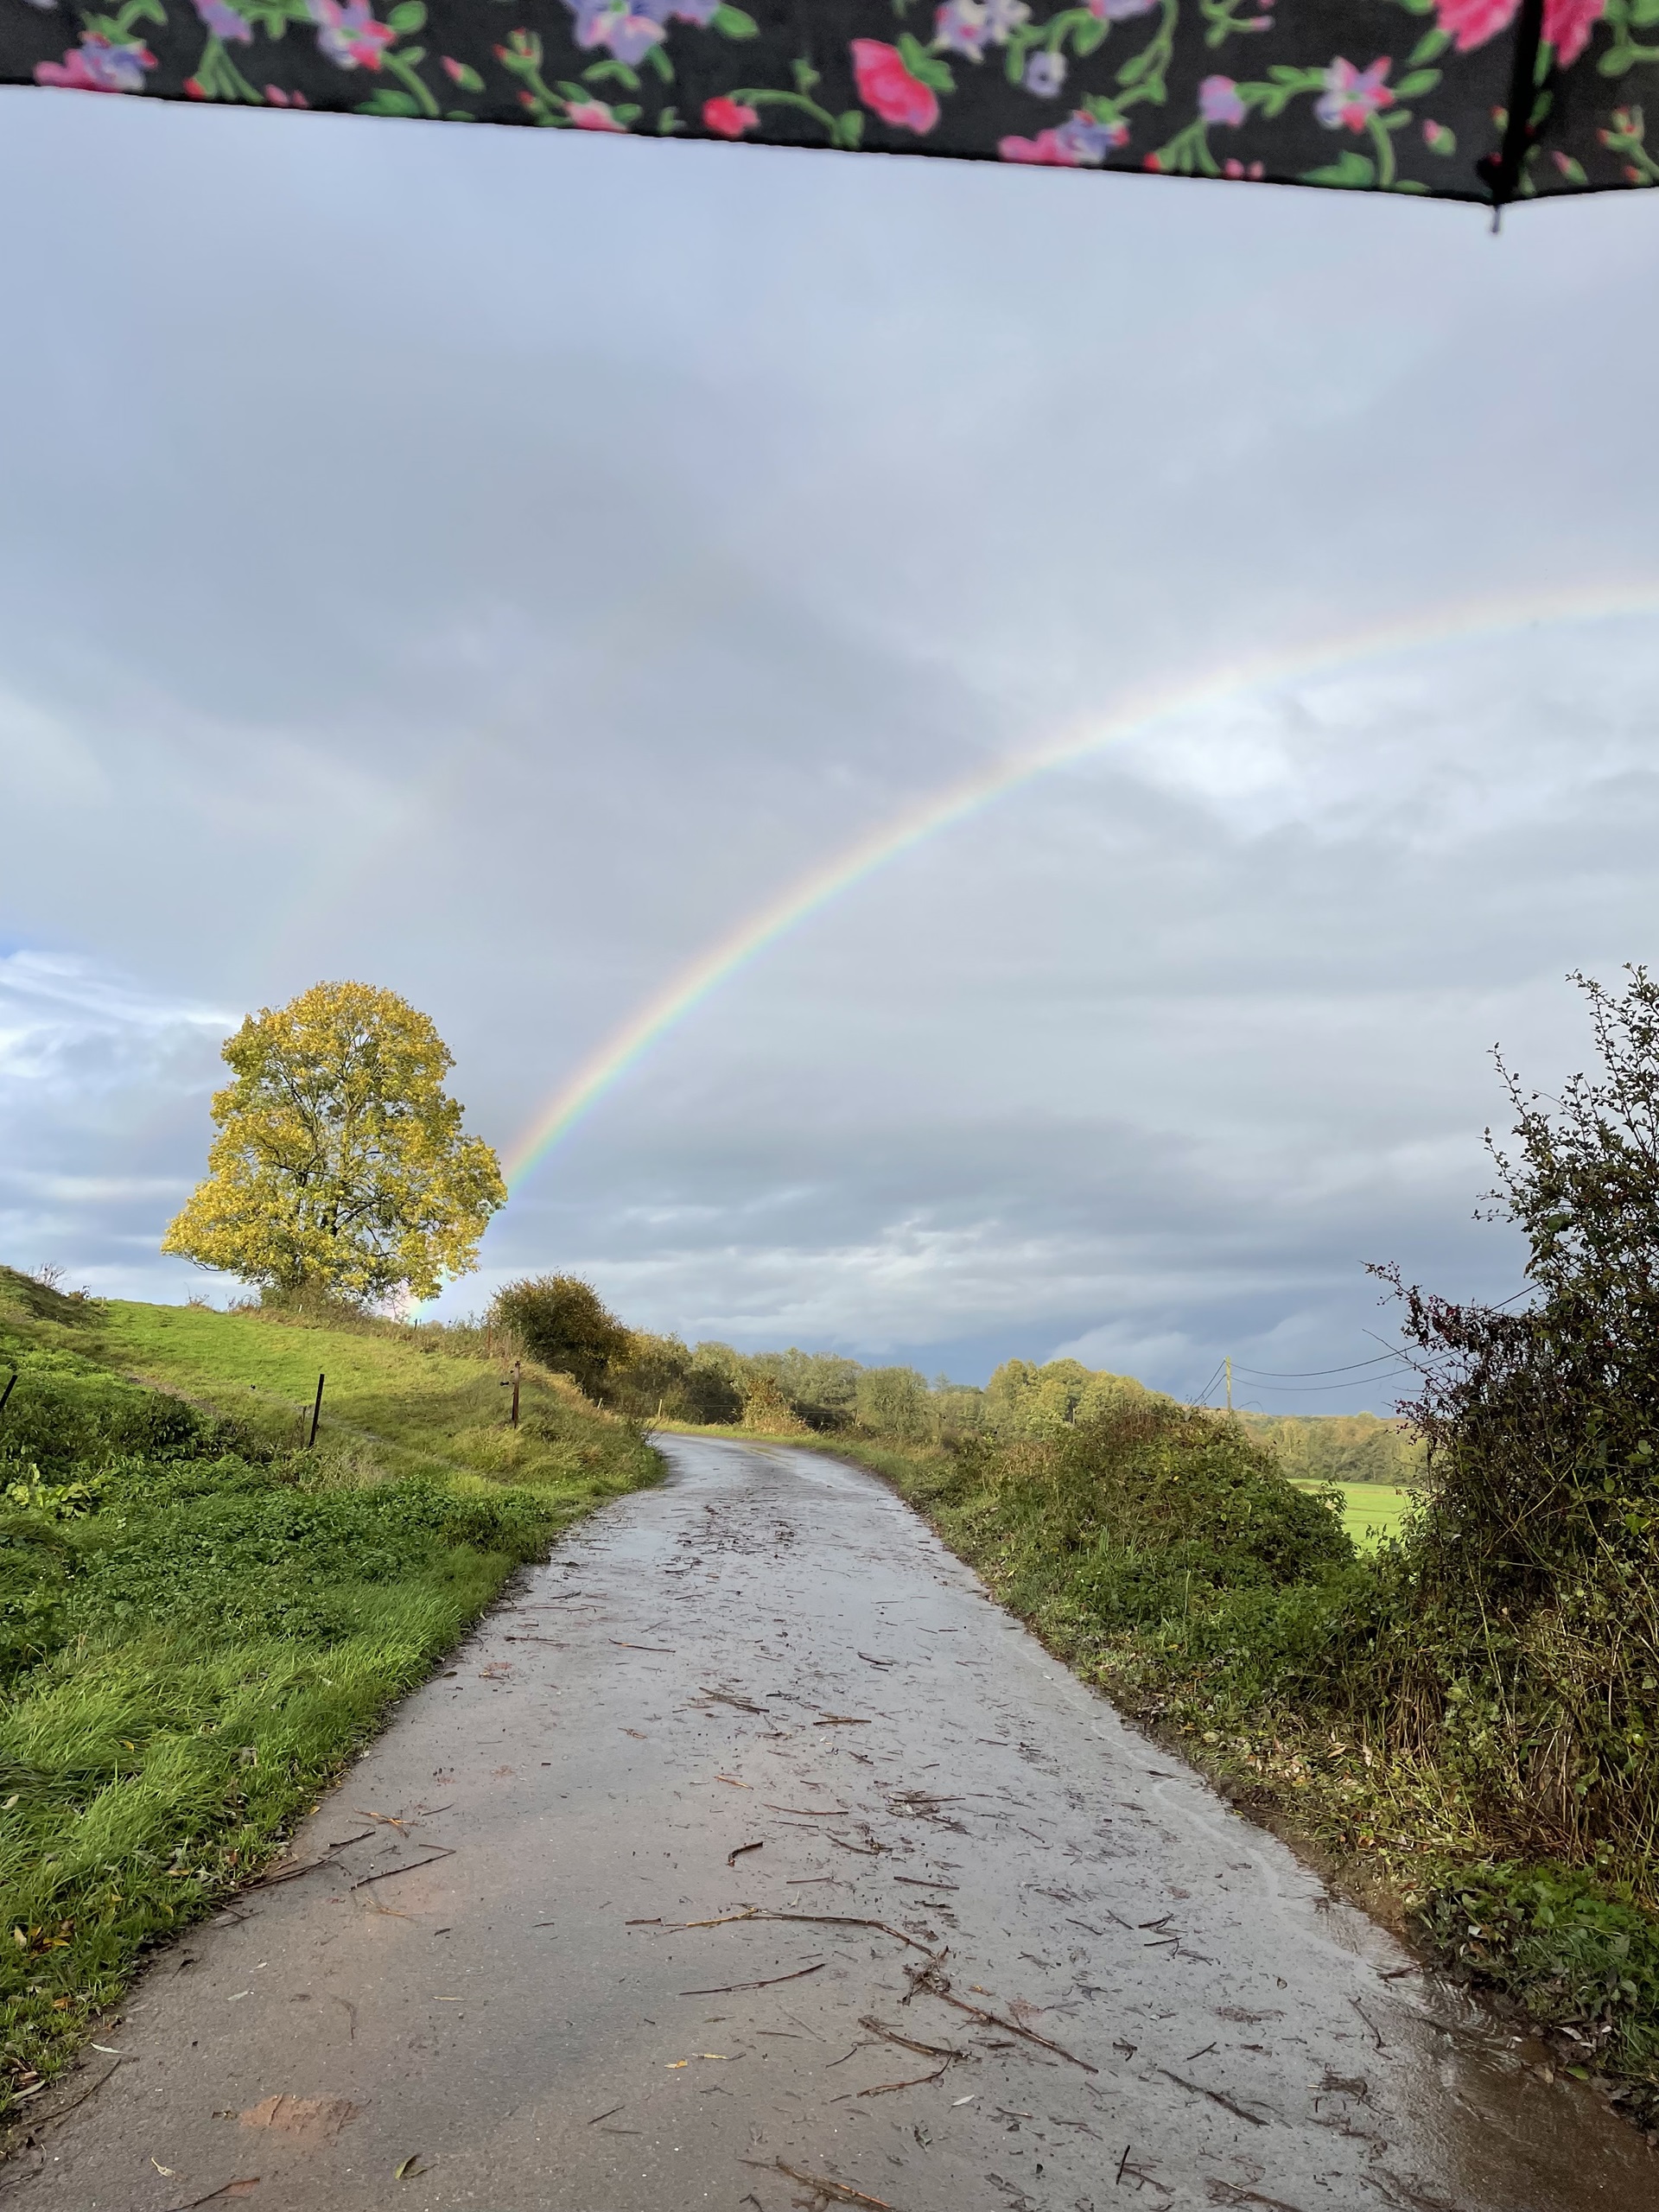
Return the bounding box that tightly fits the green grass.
[1295,1479,1416,1549]
[97,1298,633,1485]
[0,1269,658,2116]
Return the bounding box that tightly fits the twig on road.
[671,1907,942,1958]
[1154,2068,1268,2126]
[348,1847,455,1891]
[859,2063,949,2096]
[904,1964,1096,2073]
[678,1961,826,1996]
[161,2180,261,2210]
[244,1830,375,1891]
[743,2158,897,2209]
[859,2017,965,2062]
[4,2056,124,2152]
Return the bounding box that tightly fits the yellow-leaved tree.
[163,981,506,1305]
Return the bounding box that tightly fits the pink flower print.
[1544,0,1605,63]
[566,95,629,128]
[265,82,311,102]
[1433,0,1513,47]
[1222,156,1264,177]
[702,93,759,135]
[1435,0,1600,55]
[309,0,396,70]
[1422,117,1454,152]
[850,38,940,132]
[1088,0,1159,19]
[999,125,1077,162]
[1198,73,1245,126]
[35,32,155,91]
[1315,56,1394,130]
[1000,112,1126,163]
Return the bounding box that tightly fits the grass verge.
[0,1269,658,2118]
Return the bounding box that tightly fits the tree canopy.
[162,982,505,1305]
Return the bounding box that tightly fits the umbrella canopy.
[0,0,1646,204]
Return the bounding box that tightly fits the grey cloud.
[3,97,1657,1406]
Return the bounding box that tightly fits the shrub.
[975,1399,1352,1587]
[491,1275,631,1398]
[0,1370,226,1477]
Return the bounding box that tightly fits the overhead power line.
[1186,1362,1225,1408]
[1237,1369,1414,1396]
[1234,1351,1404,1379]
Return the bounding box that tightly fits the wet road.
[14,1435,1659,2212]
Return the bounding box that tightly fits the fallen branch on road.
[743,2158,897,2209]
[903,1963,1096,2073]
[670,1907,942,1958]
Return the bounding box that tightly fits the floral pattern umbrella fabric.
[2,0,1651,202]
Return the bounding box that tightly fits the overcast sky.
[3,88,1657,1411]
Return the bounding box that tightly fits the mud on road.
[10,1435,1657,2212]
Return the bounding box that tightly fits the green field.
[1304,1481,1416,1548]
[0,1273,657,2116]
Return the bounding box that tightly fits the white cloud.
[0,952,233,1299]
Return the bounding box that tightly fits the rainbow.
[501,579,1659,1191]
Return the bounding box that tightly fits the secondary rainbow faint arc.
[500,579,1659,1191]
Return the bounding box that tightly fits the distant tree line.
[485,1276,1403,1475]
[1234,1410,1421,1487]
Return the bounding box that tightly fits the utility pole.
[308,1372,326,1448]
[1224,1356,1232,1413]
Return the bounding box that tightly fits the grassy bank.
[696,1414,1659,2121]
[0,1270,657,2117]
